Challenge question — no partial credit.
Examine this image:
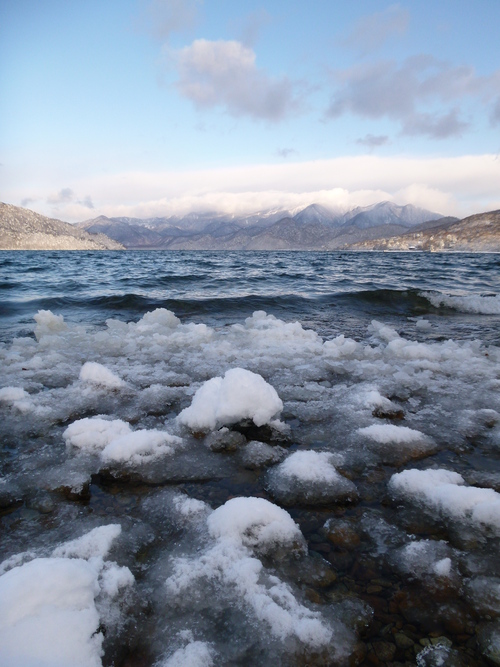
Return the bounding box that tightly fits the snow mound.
[207,497,305,555]
[358,424,427,444]
[100,429,183,465]
[63,417,183,465]
[0,525,133,667]
[389,468,500,533]
[79,362,124,389]
[63,417,132,454]
[357,424,434,463]
[177,368,283,432]
[267,451,358,506]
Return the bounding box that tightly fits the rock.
[372,406,405,420]
[205,427,246,452]
[240,440,287,469]
[477,622,500,666]
[324,519,361,550]
[394,632,415,649]
[373,640,396,661]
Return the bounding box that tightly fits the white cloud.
[140,0,202,40]
[327,56,500,138]
[342,4,410,53]
[11,154,500,223]
[170,39,300,120]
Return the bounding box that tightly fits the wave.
[420,291,500,315]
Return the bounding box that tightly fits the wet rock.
[56,482,91,502]
[232,419,290,444]
[286,552,337,588]
[240,440,287,469]
[477,622,500,666]
[394,632,415,649]
[324,519,361,550]
[0,483,23,509]
[26,493,55,513]
[415,643,467,666]
[205,427,247,452]
[373,640,396,661]
[372,406,405,420]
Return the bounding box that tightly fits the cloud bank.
[327,56,500,138]
[14,154,500,223]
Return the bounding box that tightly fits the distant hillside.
[79,201,444,250]
[350,210,500,252]
[0,203,124,250]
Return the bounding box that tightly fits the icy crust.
[63,417,183,465]
[165,497,351,658]
[389,469,500,534]
[266,451,358,506]
[0,524,133,667]
[422,291,500,315]
[178,367,283,432]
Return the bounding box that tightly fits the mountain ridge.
[78,201,444,249]
[0,203,124,250]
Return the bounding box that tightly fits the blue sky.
[1,0,499,221]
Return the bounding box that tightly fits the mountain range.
[77,201,450,250]
[1,200,498,252]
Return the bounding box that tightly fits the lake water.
[1,251,499,666]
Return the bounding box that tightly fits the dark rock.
[205,428,246,452]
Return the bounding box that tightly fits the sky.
[1,0,500,222]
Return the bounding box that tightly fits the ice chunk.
[63,417,132,454]
[34,309,67,340]
[79,362,124,389]
[177,368,283,432]
[267,451,358,506]
[100,429,183,465]
[389,468,500,533]
[415,318,432,331]
[0,386,33,413]
[161,641,214,667]
[0,387,29,403]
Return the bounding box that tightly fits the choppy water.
[1,250,500,667]
[1,250,499,342]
